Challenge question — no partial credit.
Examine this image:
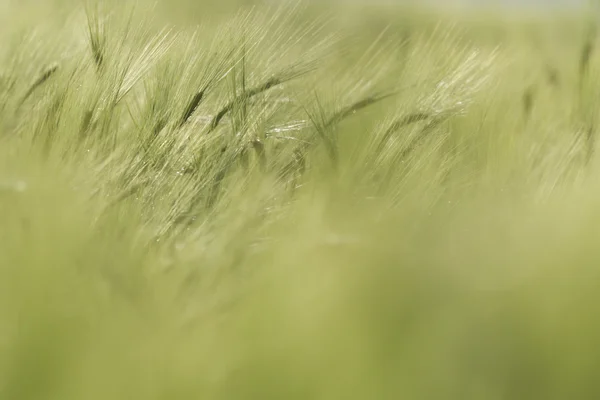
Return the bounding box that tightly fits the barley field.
[1,0,600,398]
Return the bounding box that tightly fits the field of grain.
[1,0,600,398]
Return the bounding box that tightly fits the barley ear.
[18,63,59,108]
[86,4,106,72]
[179,90,205,127]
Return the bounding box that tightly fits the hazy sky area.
[377,0,588,9]
[453,0,585,6]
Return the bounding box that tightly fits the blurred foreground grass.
[2,0,600,398]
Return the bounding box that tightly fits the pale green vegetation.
[2,0,600,398]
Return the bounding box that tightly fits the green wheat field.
[2,0,600,398]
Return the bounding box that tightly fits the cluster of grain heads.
[185,62,320,198]
[31,3,501,235]
[109,6,335,222]
[256,40,494,192]
[297,88,404,172]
